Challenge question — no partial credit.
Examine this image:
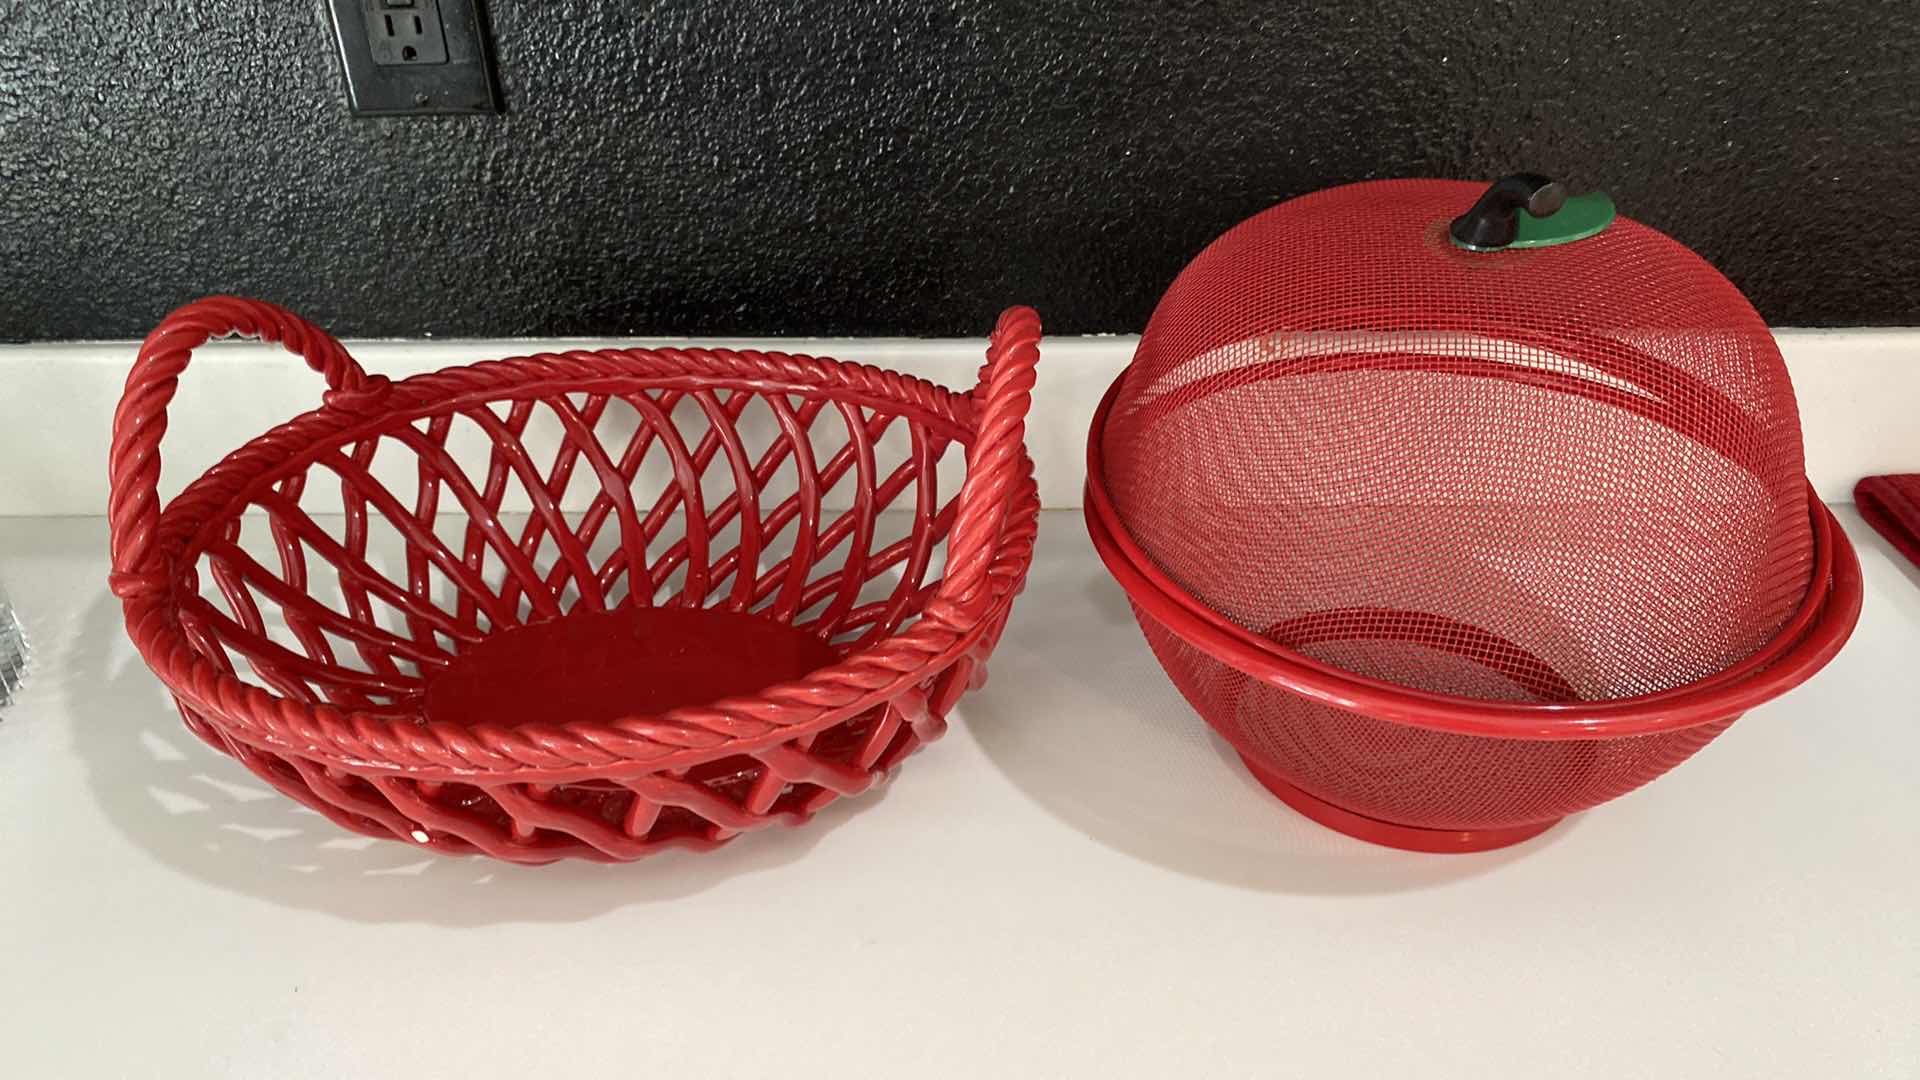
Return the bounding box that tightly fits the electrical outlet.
[326,0,501,115]
[366,0,448,66]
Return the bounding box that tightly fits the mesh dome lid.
[1097,177,1816,706]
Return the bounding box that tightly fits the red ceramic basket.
[110,297,1042,864]
[1087,177,1862,852]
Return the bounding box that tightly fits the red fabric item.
[1855,474,1920,569]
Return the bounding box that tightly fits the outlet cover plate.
[327,0,501,116]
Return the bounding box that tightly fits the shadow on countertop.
[66,590,883,926]
[61,514,1576,922]
[962,524,1569,897]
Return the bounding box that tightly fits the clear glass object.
[0,578,25,711]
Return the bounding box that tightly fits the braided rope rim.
[109,297,1042,779]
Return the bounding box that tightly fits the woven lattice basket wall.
[110,297,1042,864]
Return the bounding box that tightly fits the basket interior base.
[424,605,843,730]
[1236,752,1562,854]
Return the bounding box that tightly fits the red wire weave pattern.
[110,297,1041,863]
[1132,605,1735,830]
[1098,179,1816,830]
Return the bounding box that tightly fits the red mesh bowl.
[1088,179,1862,851]
[110,297,1042,864]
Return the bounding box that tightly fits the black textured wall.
[3,2,1916,341]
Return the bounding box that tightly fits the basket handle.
[927,306,1042,620]
[108,296,382,600]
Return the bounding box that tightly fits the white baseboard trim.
[2,329,1914,517]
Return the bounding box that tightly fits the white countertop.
[2,511,1915,1078]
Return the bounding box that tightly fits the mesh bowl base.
[1236,753,1562,853]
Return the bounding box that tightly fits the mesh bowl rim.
[1084,373,1863,740]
